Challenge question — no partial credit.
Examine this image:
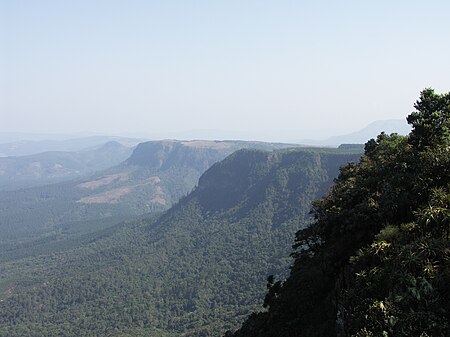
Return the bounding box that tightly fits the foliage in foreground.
[229,88,450,337]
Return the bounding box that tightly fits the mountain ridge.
[0,140,306,243]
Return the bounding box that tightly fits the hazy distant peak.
[299,119,411,146]
[99,140,127,149]
[0,136,143,157]
[355,119,410,134]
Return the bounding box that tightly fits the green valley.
[0,146,361,336]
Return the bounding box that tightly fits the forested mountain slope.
[228,89,450,337]
[0,147,361,337]
[0,140,300,243]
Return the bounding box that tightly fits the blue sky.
[1,0,450,141]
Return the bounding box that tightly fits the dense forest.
[0,147,360,336]
[228,89,449,337]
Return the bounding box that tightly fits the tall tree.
[407,88,450,149]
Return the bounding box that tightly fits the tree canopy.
[229,88,450,337]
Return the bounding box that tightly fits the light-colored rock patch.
[77,172,129,189]
[77,187,132,204]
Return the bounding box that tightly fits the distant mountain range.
[1,119,411,155]
[0,135,144,157]
[0,141,134,190]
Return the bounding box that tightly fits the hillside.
[228,89,449,337]
[0,147,361,337]
[0,141,133,190]
[0,140,303,246]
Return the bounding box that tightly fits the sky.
[1,0,450,141]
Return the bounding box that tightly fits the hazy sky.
[1,0,450,141]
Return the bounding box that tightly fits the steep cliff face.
[126,141,233,171]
